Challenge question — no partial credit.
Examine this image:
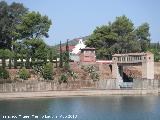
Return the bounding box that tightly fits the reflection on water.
[0,96,160,120]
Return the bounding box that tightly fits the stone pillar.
[112,63,118,79]
[142,52,154,79]
[112,56,118,79]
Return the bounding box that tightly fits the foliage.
[64,61,70,71]
[135,23,150,52]
[65,39,70,63]
[48,49,53,62]
[149,42,160,61]
[32,63,44,75]
[17,11,52,39]
[24,39,48,65]
[12,41,26,68]
[0,1,52,69]
[0,49,13,68]
[0,1,28,49]
[68,71,78,81]
[42,63,53,80]
[19,67,30,80]
[59,41,63,68]
[48,47,58,67]
[85,65,99,81]
[0,67,9,79]
[0,49,13,59]
[85,15,150,59]
[59,74,68,84]
[149,48,160,62]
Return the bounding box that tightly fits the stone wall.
[133,79,159,89]
[97,79,159,90]
[0,80,96,93]
[0,79,159,93]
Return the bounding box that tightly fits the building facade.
[80,47,96,62]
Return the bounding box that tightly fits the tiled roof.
[80,47,96,50]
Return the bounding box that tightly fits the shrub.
[85,65,99,81]
[68,71,78,81]
[42,62,53,80]
[59,74,68,84]
[90,72,99,81]
[0,67,9,79]
[64,62,70,71]
[19,67,31,80]
[32,63,44,75]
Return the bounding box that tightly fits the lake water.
[0,95,160,120]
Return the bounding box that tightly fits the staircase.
[117,69,133,88]
[117,68,123,88]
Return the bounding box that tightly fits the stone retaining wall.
[0,80,96,93]
[0,79,159,93]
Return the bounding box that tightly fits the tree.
[17,11,52,40]
[0,1,52,69]
[42,62,53,80]
[0,49,13,68]
[23,39,48,67]
[111,16,141,53]
[15,11,52,68]
[12,41,27,68]
[0,1,28,49]
[0,1,27,69]
[12,42,19,68]
[61,39,71,71]
[66,39,70,63]
[85,15,148,59]
[0,67,9,79]
[48,49,53,63]
[52,49,58,68]
[136,23,150,52]
[59,41,63,68]
[149,42,160,62]
[48,47,59,67]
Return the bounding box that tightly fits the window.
[85,56,90,58]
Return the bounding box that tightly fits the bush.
[64,62,70,71]
[19,67,31,80]
[0,67,9,79]
[85,65,99,81]
[42,62,53,80]
[59,74,68,84]
[68,71,78,81]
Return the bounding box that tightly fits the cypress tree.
[59,41,63,68]
[49,49,53,63]
[66,39,70,63]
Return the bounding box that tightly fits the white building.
[70,38,86,61]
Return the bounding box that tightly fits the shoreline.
[0,89,159,100]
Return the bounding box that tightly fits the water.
[0,95,160,120]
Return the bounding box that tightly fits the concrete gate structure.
[112,52,154,88]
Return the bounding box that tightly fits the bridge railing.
[116,56,142,63]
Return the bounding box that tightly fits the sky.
[5,0,160,45]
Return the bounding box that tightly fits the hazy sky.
[6,0,160,45]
